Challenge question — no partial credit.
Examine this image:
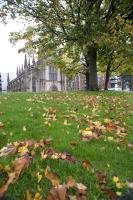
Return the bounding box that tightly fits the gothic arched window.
[49,66,57,81]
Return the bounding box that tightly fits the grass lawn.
[0,91,133,199]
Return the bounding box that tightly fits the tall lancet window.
[49,66,57,81]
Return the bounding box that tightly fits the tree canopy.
[0,0,133,90]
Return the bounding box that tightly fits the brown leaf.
[96,171,107,184]
[106,123,117,131]
[25,139,36,147]
[103,187,117,200]
[0,112,4,115]
[44,138,52,145]
[0,144,16,157]
[49,109,58,115]
[82,160,92,170]
[70,140,78,146]
[82,134,97,142]
[75,183,87,195]
[13,155,32,180]
[0,172,15,199]
[47,185,67,200]
[0,121,4,128]
[61,152,76,163]
[67,176,76,188]
[128,143,133,150]
[45,166,60,186]
[0,155,32,198]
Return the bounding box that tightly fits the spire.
[32,54,35,65]
[19,66,21,74]
[22,64,24,72]
[28,59,31,67]
[24,54,28,69]
[16,67,19,76]
[7,73,10,84]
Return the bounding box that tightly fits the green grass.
[0,91,133,199]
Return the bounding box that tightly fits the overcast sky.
[0,20,25,78]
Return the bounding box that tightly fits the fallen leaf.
[116,191,122,196]
[82,160,92,170]
[127,182,133,188]
[113,176,119,183]
[128,143,133,150]
[47,185,67,200]
[25,190,32,200]
[75,183,87,195]
[107,137,114,141]
[0,155,32,198]
[18,145,29,155]
[64,120,71,126]
[103,188,117,200]
[0,121,4,128]
[0,144,16,157]
[34,192,42,200]
[67,176,76,188]
[70,140,77,146]
[82,130,93,137]
[96,171,107,184]
[23,126,27,132]
[45,166,60,186]
[36,172,43,183]
[0,112,4,115]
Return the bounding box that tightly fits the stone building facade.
[0,73,2,92]
[8,55,85,92]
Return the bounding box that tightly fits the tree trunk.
[85,71,90,90]
[85,46,98,90]
[104,61,111,90]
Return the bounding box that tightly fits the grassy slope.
[0,91,133,199]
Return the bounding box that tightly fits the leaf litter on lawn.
[0,138,79,199]
[0,92,133,199]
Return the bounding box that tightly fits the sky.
[0,20,25,78]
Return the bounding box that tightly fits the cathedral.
[7,55,85,92]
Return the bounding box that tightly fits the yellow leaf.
[107,137,114,141]
[116,182,123,189]
[34,192,42,200]
[64,120,71,126]
[116,191,122,196]
[23,126,27,132]
[36,172,42,183]
[18,145,29,155]
[25,190,32,200]
[113,176,119,183]
[82,130,93,137]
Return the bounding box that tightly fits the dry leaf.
[0,155,32,198]
[70,140,77,146]
[47,185,67,200]
[82,160,92,170]
[0,121,4,128]
[96,171,107,184]
[0,144,16,157]
[45,166,60,186]
[25,190,32,200]
[103,188,117,200]
[18,145,29,155]
[75,183,87,195]
[67,176,76,188]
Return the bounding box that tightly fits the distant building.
[8,55,85,92]
[0,73,12,92]
[98,74,133,91]
[0,73,2,92]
